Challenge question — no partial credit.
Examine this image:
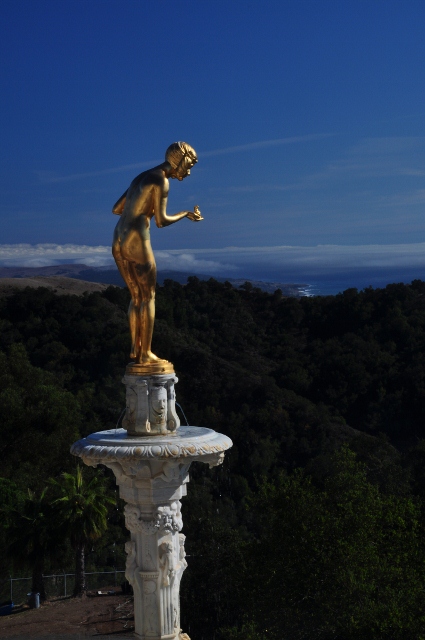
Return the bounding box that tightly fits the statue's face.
[172,154,197,181]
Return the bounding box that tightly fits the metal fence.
[2,570,126,604]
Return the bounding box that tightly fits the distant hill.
[0,264,309,296]
[0,276,109,297]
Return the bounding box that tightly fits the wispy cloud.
[202,136,425,197]
[378,189,425,207]
[200,133,335,158]
[35,160,160,184]
[277,136,425,192]
[222,184,287,193]
[35,133,334,184]
[348,136,425,156]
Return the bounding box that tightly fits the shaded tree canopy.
[2,279,425,635]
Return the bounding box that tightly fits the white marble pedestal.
[71,426,232,640]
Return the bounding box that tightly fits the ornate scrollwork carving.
[124,501,183,535]
[124,505,159,535]
[157,502,183,533]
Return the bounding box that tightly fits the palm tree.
[50,466,115,596]
[7,488,54,601]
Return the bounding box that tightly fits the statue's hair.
[165,141,197,168]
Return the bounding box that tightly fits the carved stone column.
[71,426,232,640]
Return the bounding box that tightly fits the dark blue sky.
[1,0,425,277]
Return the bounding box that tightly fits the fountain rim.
[70,425,232,462]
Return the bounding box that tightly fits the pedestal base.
[122,373,180,436]
[71,427,232,640]
[126,360,175,375]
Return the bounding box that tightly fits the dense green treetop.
[2,279,425,636]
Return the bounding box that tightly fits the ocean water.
[296,268,425,296]
[243,266,425,297]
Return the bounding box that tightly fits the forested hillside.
[2,278,425,639]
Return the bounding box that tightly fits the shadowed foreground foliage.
[221,448,425,639]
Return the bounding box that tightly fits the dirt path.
[0,590,134,638]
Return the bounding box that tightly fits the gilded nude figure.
[112,142,202,369]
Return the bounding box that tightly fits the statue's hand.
[187,205,203,222]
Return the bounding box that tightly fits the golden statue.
[112,142,202,373]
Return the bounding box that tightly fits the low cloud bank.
[160,244,425,278]
[0,243,236,274]
[1,243,425,278]
[155,251,237,274]
[0,244,113,268]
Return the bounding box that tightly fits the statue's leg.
[140,288,156,362]
[126,262,145,360]
[128,299,140,359]
[114,257,141,359]
[134,261,158,363]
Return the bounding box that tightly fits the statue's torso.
[114,168,168,260]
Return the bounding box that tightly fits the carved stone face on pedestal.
[150,384,167,428]
[122,373,180,436]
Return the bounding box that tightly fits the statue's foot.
[130,340,140,360]
[141,351,162,364]
[134,353,164,364]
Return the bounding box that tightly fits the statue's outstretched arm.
[154,185,202,228]
[112,190,128,215]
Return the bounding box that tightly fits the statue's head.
[165,141,198,180]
